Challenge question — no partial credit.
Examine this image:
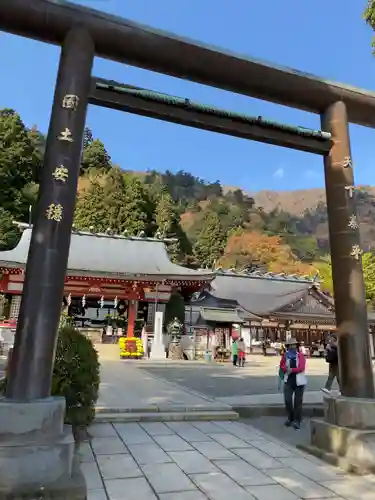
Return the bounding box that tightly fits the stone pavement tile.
[166,422,211,441]
[78,442,95,463]
[251,441,295,458]
[91,437,129,455]
[81,462,103,490]
[158,492,208,500]
[87,489,108,500]
[190,472,257,500]
[192,441,238,460]
[153,434,193,451]
[89,423,117,438]
[278,457,343,481]
[213,459,276,487]
[233,448,284,470]
[320,479,375,500]
[267,469,338,499]
[190,421,227,434]
[96,454,143,480]
[140,422,174,436]
[114,423,154,445]
[245,484,302,500]
[168,450,218,474]
[208,432,252,449]
[216,422,267,442]
[105,477,157,500]
[127,443,172,465]
[141,463,197,494]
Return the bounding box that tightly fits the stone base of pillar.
[0,397,86,498]
[301,395,375,474]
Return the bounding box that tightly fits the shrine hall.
[0,224,214,339]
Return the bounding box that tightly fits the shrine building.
[0,224,214,339]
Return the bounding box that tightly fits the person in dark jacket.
[321,334,339,394]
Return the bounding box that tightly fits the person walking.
[280,337,307,430]
[232,338,238,366]
[237,337,246,367]
[321,334,339,394]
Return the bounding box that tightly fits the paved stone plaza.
[82,420,375,500]
[96,346,345,410]
[140,357,341,397]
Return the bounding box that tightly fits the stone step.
[297,443,363,474]
[96,404,232,414]
[95,409,239,423]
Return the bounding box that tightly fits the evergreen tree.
[155,192,191,263]
[193,211,225,268]
[81,127,111,173]
[74,169,153,235]
[0,207,20,250]
[0,109,40,216]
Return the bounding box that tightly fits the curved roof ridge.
[0,227,214,281]
[216,269,313,283]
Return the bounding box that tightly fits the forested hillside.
[2,108,375,299]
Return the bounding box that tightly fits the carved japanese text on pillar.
[62,94,79,111]
[351,244,363,261]
[58,128,74,142]
[46,204,63,222]
[52,166,69,182]
[348,215,359,230]
[342,156,352,168]
[345,185,355,198]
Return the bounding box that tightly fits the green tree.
[316,252,375,303]
[74,169,153,235]
[0,109,41,216]
[364,1,375,50]
[155,191,191,262]
[193,211,225,267]
[316,255,333,295]
[0,207,20,250]
[362,252,375,304]
[81,127,111,173]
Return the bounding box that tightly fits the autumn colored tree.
[219,231,313,275]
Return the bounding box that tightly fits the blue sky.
[0,0,374,192]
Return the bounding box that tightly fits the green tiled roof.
[95,81,331,142]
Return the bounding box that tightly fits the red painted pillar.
[126,300,137,338]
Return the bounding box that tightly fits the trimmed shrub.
[52,325,100,431]
[0,325,100,436]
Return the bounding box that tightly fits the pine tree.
[193,211,225,268]
[81,127,111,173]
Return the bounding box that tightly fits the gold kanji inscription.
[52,166,68,182]
[345,185,355,198]
[350,244,363,261]
[62,94,79,110]
[46,204,63,222]
[58,128,74,142]
[342,156,352,168]
[348,215,359,230]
